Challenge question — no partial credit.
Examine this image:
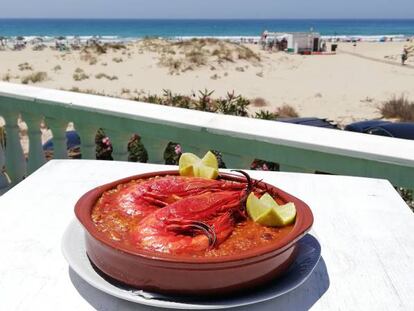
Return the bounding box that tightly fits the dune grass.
[53,65,62,72]
[276,105,299,118]
[2,73,12,82]
[95,73,118,80]
[73,68,89,81]
[80,53,98,65]
[18,62,33,71]
[112,57,123,63]
[138,38,261,75]
[380,95,414,121]
[252,97,267,107]
[21,71,47,84]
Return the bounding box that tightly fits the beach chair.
[13,37,26,51]
[71,38,81,50]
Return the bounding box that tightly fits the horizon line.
[1,17,414,20]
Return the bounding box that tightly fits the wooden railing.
[1,82,414,190]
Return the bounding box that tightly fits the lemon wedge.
[260,192,279,208]
[246,193,296,227]
[179,151,219,179]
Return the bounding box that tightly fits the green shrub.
[254,110,278,120]
[397,187,414,211]
[216,91,250,116]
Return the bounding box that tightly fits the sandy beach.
[1,39,413,125]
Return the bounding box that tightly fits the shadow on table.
[69,268,159,311]
[237,257,330,311]
[69,256,329,311]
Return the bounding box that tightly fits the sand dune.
[1,39,413,125]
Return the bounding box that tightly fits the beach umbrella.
[30,37,43,45]
[16,36,25,41]
[56,36,66,41]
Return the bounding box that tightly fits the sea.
[0,19,413,41]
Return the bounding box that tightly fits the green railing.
[1,82,414,190]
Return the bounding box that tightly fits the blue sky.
[0,0,413,18]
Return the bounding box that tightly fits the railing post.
[76,125,97,159]
[23,114,46,174]
[104,130,129,161]
[46,118,68,160]
[3,111,26,184]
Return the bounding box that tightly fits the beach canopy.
[56,36,66,41]
[16,36,25,41]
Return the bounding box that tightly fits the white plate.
[62,220,321,310]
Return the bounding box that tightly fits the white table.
[0,160,413,311]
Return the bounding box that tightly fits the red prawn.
[106,175,246,219]
[129,171,253,254]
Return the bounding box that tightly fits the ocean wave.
[1,33,412,43]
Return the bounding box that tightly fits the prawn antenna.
[231,170,253,192]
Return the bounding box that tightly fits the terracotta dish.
[75,171,313,296]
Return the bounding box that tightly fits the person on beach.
[267,39,274,52]
[401,48,408,65]
[321,40,327,52]
[260,30,268,50]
